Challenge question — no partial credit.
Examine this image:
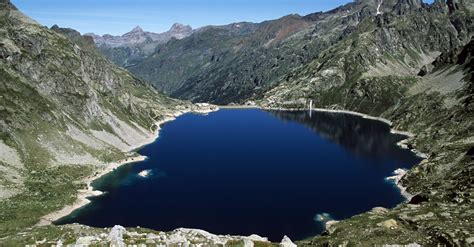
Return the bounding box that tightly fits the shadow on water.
[56,109,422,242]
[269,110,416,164]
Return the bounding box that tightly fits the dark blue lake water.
[57,109,421,241]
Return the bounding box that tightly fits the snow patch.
[377,0,384,15]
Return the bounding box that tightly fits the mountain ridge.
[94,0,474,244]
[120,0,472,104]
[83,23,194,67]
[86,23,193,48]
[0,0,473,245]
[0,0,211,241]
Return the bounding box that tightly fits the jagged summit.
[123,26,145,38]
[85,23,194,66]
[169,23,192,32]
[129,25,144,33]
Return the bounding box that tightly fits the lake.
[57,109,421,241]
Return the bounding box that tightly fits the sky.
[12,0,355,35]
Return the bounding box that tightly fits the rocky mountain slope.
[0,0,472,246]
[126,14,329,100]
[254,0,474,245]
[118,0,472,108]
[115,0,473,245]
[86,24,193,67]
[248,2,473,245]
[0,0,210,241]
[299,35,473,247]
[259,0,472,113]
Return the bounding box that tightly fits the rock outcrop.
[107,225,126,247]
[12,225,277,246]
[280,235,297,247]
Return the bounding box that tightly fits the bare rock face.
[168,23,193,39]
[356,0,422,14]
[392,0,423,14]
[108,225,126,247]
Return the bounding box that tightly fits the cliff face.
[0,0,189,236]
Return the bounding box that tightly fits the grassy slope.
[0,2,185,239]
[259,5,474,246]
[0,1,473,246]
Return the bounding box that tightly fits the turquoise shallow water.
[57,109,421,241]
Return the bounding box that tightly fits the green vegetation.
[0,1,187,245]
[0,165,93,235]
[0,0,473,245]
[253,241,279,247]
[225,240,245,247]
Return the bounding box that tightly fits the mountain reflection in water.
[270,110,414,164]
[57,109,422,241]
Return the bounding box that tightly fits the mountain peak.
[130,26,144,33]
[169,23,192,33]
[122,26,146,37]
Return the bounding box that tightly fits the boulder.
[378,219,398,229]
[108,225,126,247]
[280,236,297,247]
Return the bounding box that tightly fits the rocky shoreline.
[24,105,462,246]
[36,104,219,227]
[386,168,413,201]
[36,225,298,246]
[2,103,468,245]
[43,105,415,235]
[264,106,429,202]
[215,105,426,209]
